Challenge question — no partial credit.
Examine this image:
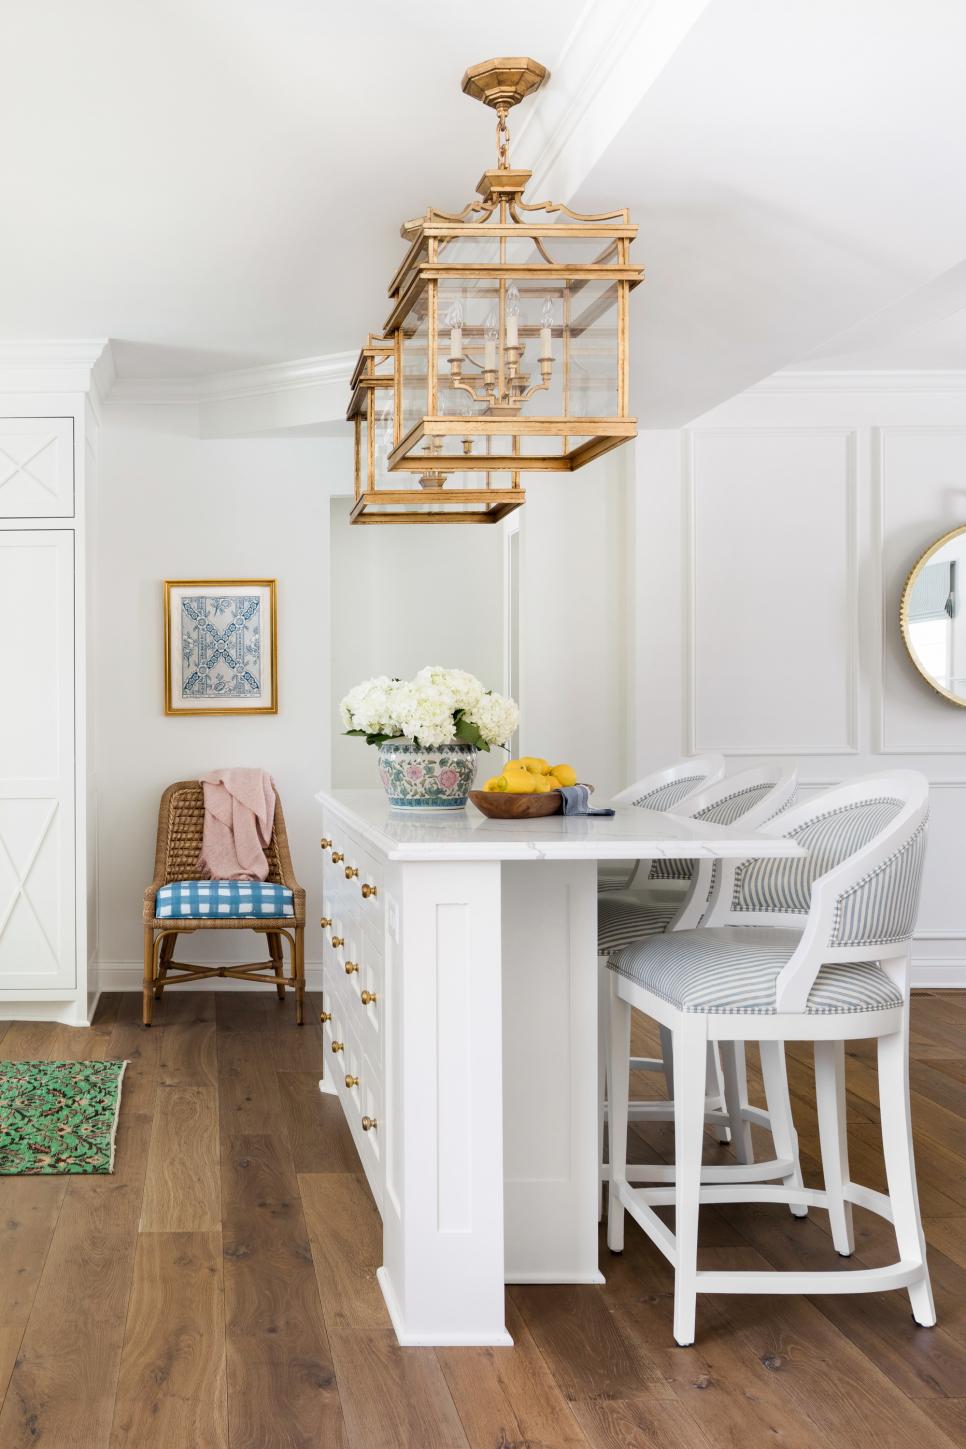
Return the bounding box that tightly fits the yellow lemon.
[518,756,551,775]
[550,763,577,788]
[531,774,555,794]
[498,770,538,794]
[482,777,502,792]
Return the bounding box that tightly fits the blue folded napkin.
[559,784,615,817]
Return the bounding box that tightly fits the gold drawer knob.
[320,916,332,929]
[320,837,332,850]
[331,1040,344,1054]
[344,865,359,880]
[331,936,344,949]
[344,961,360,975]
[331,850,344,864]
[361,1115,377,1132]
[360,990,377,1007]
[319,1010,332,1023]
[344,1074,359,1088]
[360,883,378,900]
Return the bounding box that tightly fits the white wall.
[518,452,632,799]
[329,497,506,789]
[633,377,966,985]
[92,404,631,990]
[95,404,349,987]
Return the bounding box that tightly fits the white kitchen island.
[315,789,803,1347]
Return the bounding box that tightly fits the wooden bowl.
[469,789,562,819]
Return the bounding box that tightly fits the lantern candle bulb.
[484,311,498,378]
[539,296,554,362]
[446,301,464,363]
[505,284,520,350]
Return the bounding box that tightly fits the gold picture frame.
[163,579,278,716]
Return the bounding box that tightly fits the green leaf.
[454,716,484,748]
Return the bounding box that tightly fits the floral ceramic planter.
[378,740,477,810]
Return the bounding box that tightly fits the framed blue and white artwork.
[163,579,278,715]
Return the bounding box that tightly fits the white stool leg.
[659,1023,674,1098]
[877,1019,936,1326]
[707,1042,731,1144]
[597,959,610,1220]
[759,1040,808,1218]
[720,1041,754,1165]
[814,1039,854,1254]
[606,974,632,1254]
[672,1015,707,1347]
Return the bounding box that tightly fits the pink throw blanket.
[198,769,277,881]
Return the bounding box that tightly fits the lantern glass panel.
[399,291,430,440]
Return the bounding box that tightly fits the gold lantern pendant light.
[347,332,527,525]
[348,56,643,524]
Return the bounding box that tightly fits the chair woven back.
[154,780,287,886]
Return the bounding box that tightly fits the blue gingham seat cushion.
[609,926,903,1016]
[598,894,676,954]
[156,880,294,919]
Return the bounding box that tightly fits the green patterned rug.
[0,1060,127,1174]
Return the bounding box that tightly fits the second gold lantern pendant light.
[348,57,643,524]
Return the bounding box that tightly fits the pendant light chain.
[495,105,511,169]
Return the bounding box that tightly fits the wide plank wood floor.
[0,990,965,1447]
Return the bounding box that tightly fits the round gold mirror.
[900,526,966,706]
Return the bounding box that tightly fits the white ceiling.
[0,0,585,377]
[575,0,966,422]
[2,0,966,421]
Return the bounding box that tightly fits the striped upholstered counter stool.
[142,780,306,1026]
[597,754,726,895]
[605,770,935,1345]
[597,764,799,1199]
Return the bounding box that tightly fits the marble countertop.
[316,789,806,864]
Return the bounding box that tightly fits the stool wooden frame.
[141,780,306,1026]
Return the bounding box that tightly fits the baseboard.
[96,960,323,992]
[911,958,966,989]
[0,998,94,1026]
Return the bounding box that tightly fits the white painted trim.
[751,371,966,396]
[0,998,94,1025]
[0,339,110,395]
[911,959,966,989]
[107,351,356,406]
[376,1267,514,1347]
[96,961,323,992]
[684,427,859,755]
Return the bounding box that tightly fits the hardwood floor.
[0,990,965,1447]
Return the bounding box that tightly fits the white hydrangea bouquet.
[341,666,519,810]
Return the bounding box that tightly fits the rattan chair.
[142,780,306,1027]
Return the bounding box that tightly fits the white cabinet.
[0,384,98,1024]
[318,824,385,1213]
[0,532,75,988]
[0,417,74,517]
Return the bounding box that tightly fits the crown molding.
[0,339,111,395]
[749,369,966,395]
[516,0,712,201]
[107,350,356,406]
